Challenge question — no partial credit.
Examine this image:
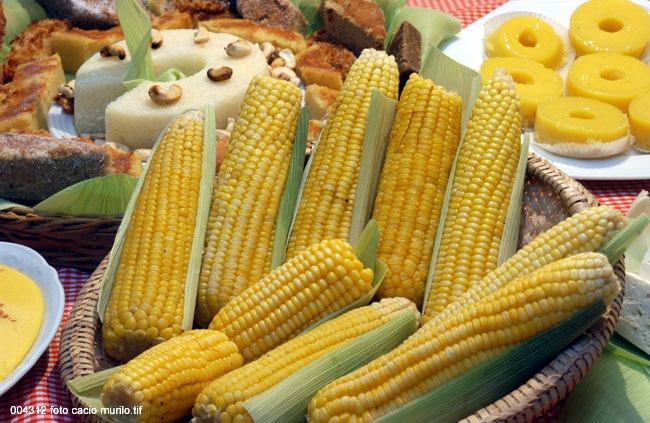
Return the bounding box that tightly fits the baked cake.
[236,0,306,32]
[320,0,387,55]
[200,18,308,53]
[295,42,355,89]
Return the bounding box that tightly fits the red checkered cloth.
[1,0,648,421]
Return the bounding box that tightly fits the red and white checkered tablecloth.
[1,0,648,421]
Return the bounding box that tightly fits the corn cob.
[102,110,207,361]
[101,330,243,423]
[373,73,462,306]
[432,205,625,323]
[193,298,419,423]
[285,49,399,258]
[208,238,374,362]
[195,76,302,326]
[308,252,620,422]
[422,68,521,322]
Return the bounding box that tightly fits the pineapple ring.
[629,91,650,153]
[569,0,650,58]
[534,96,632,159]
[566,52,650,113]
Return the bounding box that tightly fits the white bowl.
[0,242,64,397]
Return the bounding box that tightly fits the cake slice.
[388,21,422,88]
[0,54,64,132]
[305,84,339,119]
[295,42,355,89]
[320,0,387,55]
[0,132,140,202]
[200,18,308,53]
[236,0,306,33]
[36,0,118,29]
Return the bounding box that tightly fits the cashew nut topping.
[271,66,300,86]
[225,39,252,58]
[151,29,163,49]
[148,84,182,105]
[57,82,75,99]
[260,42,275,60]
[193,26,210,44]
[100,44,126,60]
[277,49,296,69]
[207,66,233,82]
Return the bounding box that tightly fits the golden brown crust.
[200,18,308,53]
[320,0,386,55]
[2,19,69,83]
[296,42,355,90]
[305,84,339,120]
[0,55,64,132]
[172,0,231,20]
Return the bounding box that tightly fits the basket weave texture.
[58,153,626,422]
[0,211,119,271]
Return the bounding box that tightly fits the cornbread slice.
[237,0,306,32]
[295,42,355,89]
[0,132,113,202]
[200,18,308,53]
[2,19,68,82]
[50,10,192,74]
[320,0,387,55]
[0,54,64,132]
[305,84,339,119]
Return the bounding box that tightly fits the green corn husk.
[67,367,121,418]
[386,7,461,57]
[97,107,217,330]
[244,308,418,423]
[289,0,322,35]
[2,0,45,44]
[271,107,308,269]
[559,335,650,423]
[375,0,407,36]
[117,0,154,88]
[376,301,607,423]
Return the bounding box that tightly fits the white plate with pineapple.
[441,0,650,181]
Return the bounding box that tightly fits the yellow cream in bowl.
[0,264,45,380]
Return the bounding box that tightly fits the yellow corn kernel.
[193,298,418,423]
[423,69,521,322]
[195,76,302,326]
[433,205,625,322]
[285,49,399,258]
[373,73,462,306]
[101,330,243,423]
[208,238,374,362]
[308,252,620,422]
[102,110,205,361]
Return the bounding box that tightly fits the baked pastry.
[484,15,565,69]
[629,91,650,152]
[320,0,387,55]
[534,96,632,158]
[566,52,650,113]
[200,18,308,53]
[75,30,269,149]
[2,19,68,82]
[388,21,422,89]
[171,0,231,20]
[236,0,306,33]
[480,57,563,125]
[0,132,140,202]
[295,42,355,90]
[0,54,64,132]
[305,84,339,119]
[51,10,192,74]
[36,0,118,29]
[570,0,650,57]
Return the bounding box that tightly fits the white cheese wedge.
[617,272,650,356]
[74,29,269,149]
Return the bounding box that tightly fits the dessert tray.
[441,0,650,181]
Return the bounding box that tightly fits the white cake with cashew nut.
[74,29,269,149]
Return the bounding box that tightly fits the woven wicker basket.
[58,153,625,422]
[0,210,119,272]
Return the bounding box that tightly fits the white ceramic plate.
[441,0,650,180]
[0,242,64,397]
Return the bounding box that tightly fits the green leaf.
[245,309,418,423]
[600,214,650,265]
[156,68,187,82]
[497,134,530,265]
[117,0,154,89]
[377,300,606,423]
[289,0,322,35]
[625,190,650,275]
[67,367,121,419]
[271,108,308,269]
[3,0,46,44]
[354,219,380,271]
[559,336,650,423]
[387,7,461,57]
[97,110,217,326]
[348,90,398,246]
[33,174,138,217]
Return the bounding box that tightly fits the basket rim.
[56,152,625,422]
